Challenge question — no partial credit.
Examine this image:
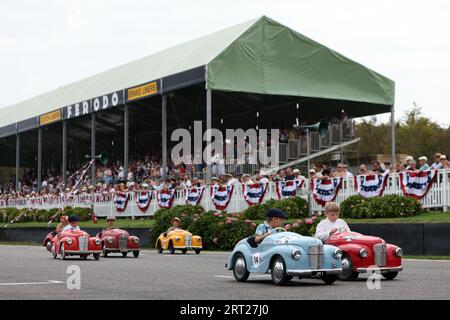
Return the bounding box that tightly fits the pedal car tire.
[59,243,66,260]
[181,249,187,254]
[122,252,128,257]
[194,249,201,255]
[133,251,140,258]
[322,273,338,285]
[233,253,250,282]
[271,256,290,285]
[156,241,163,254]
[338,254,359,281]
[52,244,57,259]
[382,272,398,280]
[93,253,100,260]
[168,241,175,254]
[102,244,108,257]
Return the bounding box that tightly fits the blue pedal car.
[226,228,343,285]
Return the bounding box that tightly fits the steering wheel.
[269,227,286,234]
[337,227,347,233]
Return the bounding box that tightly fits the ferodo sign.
[63,91,124,119]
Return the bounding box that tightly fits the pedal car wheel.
[81,254,88,260]
[338,254,359,281]
[133,251,140,258]
[194,249,201,255]
[271,256,290,285]
[156,241,163,254]
[181,249,187,254]
[59,243,66,260]
[322,273,338,285]
[168,241,175,254]
[102,244,108,257]
[382,272,398,280]
[233,254,249,282]
[45,240,52,252]
[122,252,128,257]
[93,253,100,261]
[51,244,57,259]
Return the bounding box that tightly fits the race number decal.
[252,253,261,268]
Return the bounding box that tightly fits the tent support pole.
[162,94,167,179]
[206,89,212,181]
[91,113,96,185]
[15,133,20,191]
[391,105,396,169]
[124,103,129,181]
[37,128,42,191]
[62,120,67,187]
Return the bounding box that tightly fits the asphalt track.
[0,245,449,300]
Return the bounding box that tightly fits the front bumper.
[173,246,202,249]
[286,268,342,276]
[106,248,139,252]
[356,266,403,273]
[65,250,102,255]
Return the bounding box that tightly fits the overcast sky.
[1,0,449,125]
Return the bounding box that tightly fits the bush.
[241,197,309,221]
[240,204,266,220]
[340,194,423,219]
[285,216,321,236]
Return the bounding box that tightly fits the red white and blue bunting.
[399,170,437,199]
[157,189,175,209]
[275,180,298,199]
[185,186,205,206]
[113,192,129,212]
[354,174,388,198]
[135,191,152,213]
[311,177,342,206]
[211,185,234,211]
[242,183,268,205]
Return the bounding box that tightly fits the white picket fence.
[1,170,449,216]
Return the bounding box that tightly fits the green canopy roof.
[0,16,394,133]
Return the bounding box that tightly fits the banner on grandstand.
[211,185,233,211]
[242,183,267,205]
[185,186,205,206]
[113,192,129,212]
[135,191,152,213]
[399,170,437,199]
[275,180,298,199]
[311,177,342,206]
[354,174,388,198]
[157,189,175,209]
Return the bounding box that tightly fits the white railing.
[1,170,449,216]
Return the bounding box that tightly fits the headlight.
[107,237,113,244]
[291,249,301,260]
[175,237,181,242]
[66,238,73,245]
[95,239,101,246]
[133,237,139,244]
[359,248,368,258]
[333,249,342,259]
[395,247,403,257]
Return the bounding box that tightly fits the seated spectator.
[431,153,444,169]
[371,161,385,174]
[359,164,368,175]
[440,155,450,169]
[314,202,350,241]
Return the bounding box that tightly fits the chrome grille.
[374,243,387,266]
[308,244,324,269]
[119,236,128,251]
[185,235,192,247]
[79,236,88,252]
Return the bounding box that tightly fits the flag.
[275,180,297,199]
[399,170,437,199]
[242,183,267,205]
[311,177,342,206]
[354,174,388,198]
[113,192,129,212]
[211,185,234,210]
[157,189,175,209]
[135,191,152,213]
[185,186,205,206]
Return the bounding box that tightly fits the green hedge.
[340,194,423,219]
[241,197,309,220]
[0,207,93,223]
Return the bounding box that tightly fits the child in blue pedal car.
[254,208,288,245]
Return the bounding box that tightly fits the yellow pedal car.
[156,229,202,254]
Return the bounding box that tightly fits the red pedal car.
[48,230,102,260]
[96,228,140,258]
[325,230,403,280]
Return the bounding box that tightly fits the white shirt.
[315,218,350,241]
[62,225,80,232]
